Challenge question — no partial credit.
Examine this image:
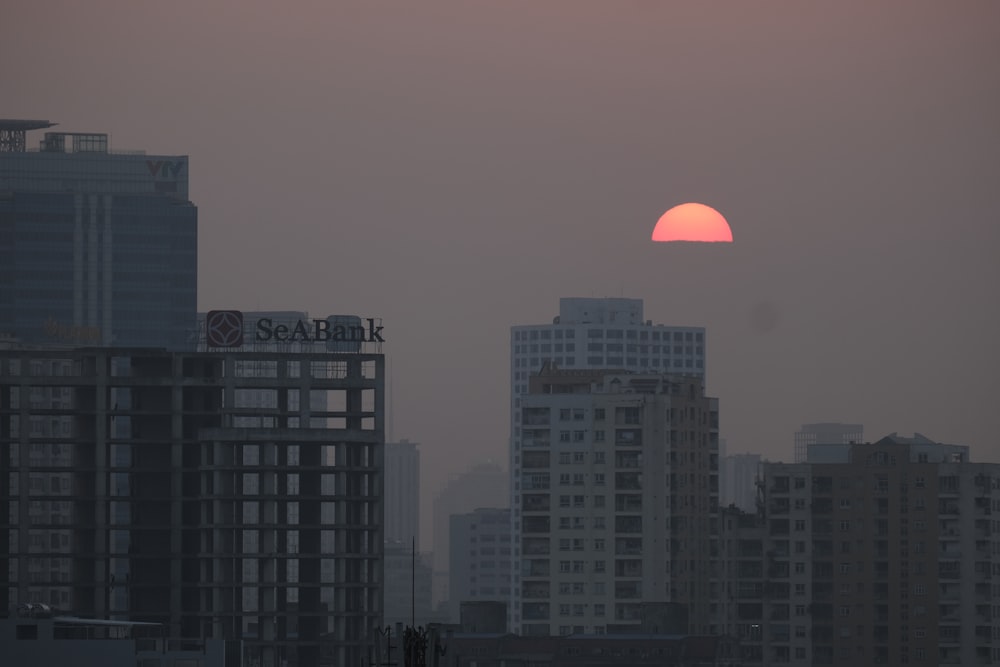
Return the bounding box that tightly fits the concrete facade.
[0,347,385,667]
[719,434,1000,666]
[514,366,719,636]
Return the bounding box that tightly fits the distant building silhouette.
[431,462,508,611]
[383,541,434,630]
[793,422,863,463]
[720,453,762,513]
[449,508,511,622]
[384,440,421,548]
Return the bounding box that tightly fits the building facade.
[382,541,434,630]
[514,367,719,636]
[0,346,385,667]
[719,434,1000,666]
[448,508,512,622]
[384,440,421,548]
[719,453,761,514]
[0,120,197,350]
[793,423,863,463]
[510,298,709,634]
[431,462,508,612]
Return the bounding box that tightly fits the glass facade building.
[0,128,197,349]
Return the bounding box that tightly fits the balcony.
[615,429,642,446]
[614,559,643,577]
[521,436,551,449]
[522,494,550,512]
[521,602,549,620]
[522,516,550,534]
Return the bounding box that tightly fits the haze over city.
[4,0,998,546]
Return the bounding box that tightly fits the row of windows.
[513,358,702,379]
[514,329,703,343]
[513,343,703,356]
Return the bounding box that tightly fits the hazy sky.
[5,1,999,546]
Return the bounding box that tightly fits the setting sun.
[652,202,733,243]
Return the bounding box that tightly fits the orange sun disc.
[652,202,733,243]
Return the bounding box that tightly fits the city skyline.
[3,0,998,577]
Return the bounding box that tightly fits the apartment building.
[515,365,719,636]
[720,434,1000,666]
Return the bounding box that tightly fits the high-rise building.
[793,423,863,463]
[510,298,709,634]
[448,508,512,622]
[0,344,385,667]
[384,440,421,548]
[431,462,508,611]
[719,433,1000,666]
[0,120,197,349]
[514,366,719,636]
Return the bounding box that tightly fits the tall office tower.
[515,366,719,636]
[448,508,512,622]
[510,298,709,634]
[0,120,197,349]
[431,462,508,611]
[720,453,762,513]
[384,440,421,547]
[0,344,385,667]
[793,423,863,463]
[722,433,1000,666]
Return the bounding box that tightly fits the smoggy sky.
[4,1,999,547]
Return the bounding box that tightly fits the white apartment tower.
[510,297,709,633]
[514,366,719,636]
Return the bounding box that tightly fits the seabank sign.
[205,310,384,349]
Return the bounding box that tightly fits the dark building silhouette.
[0,120,197,350]
[0,346,385,667]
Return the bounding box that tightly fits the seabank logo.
[146,160,185,179]
[205,310,244,347]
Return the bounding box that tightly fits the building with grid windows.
[0,119,197,350]
[1,345,385,667]
[509,298,708,633]
[719,433,1000,666]
[513,366,719,636]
